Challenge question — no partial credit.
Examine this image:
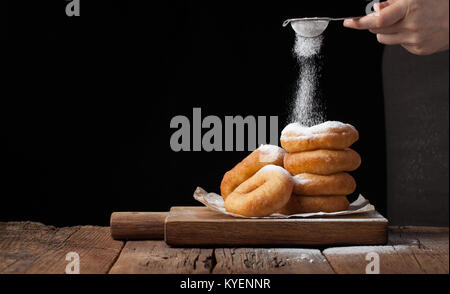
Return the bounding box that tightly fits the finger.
[401,31,445,55]
[374,1,407,26]
[344,1,390,29]
[376,33,410,45]
[401,44,432,55]
[343,17,373,30]
[344,0,407,30]
[369,23,402,34]
[374,1,390,12]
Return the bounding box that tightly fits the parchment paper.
[193,187,375,219]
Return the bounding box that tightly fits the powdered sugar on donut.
[258,145,286,163]
[293,174,313,185]
[280,121,359,153]
[282,121,353,136]
[281,121,356,142]
[258,165,292,178]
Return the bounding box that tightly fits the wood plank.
[389,226,449,250]
[323,245,424,274]
[109,241,214,274]
[24,226,124,274]
[2,222,446,274]
[389,226,449,274]
[0,222,124,274]
[323,226,449,274]
[0,222,80,273]
[213,248,334,274]
[165,207,388,246]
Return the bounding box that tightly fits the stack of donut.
[220,145,293,217]
[219,121,361,217]
[279,121,360,214]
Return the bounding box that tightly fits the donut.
[284,148,361,175]
[293,172,356,196]
[277,195,350,214]
[220,145,286,199]
[280,121,359,153]
[224,165,294,217]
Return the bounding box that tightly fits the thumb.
[345,0,407,29]
[374,1,390,13]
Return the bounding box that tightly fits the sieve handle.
[283,16,361,27]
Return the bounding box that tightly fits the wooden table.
[0,222,448,274]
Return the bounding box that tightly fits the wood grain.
[213,248,334,274]
[323,226,449,274]
[109,241,214,274]
[389,226,449,274]
[24,226,124,274]
[0,222,80,273]
[0,222,123,274]
[165,207,388,246]
[110,212,168,240]
[1,222,447,274]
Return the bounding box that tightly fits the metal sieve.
[283,17,357,37]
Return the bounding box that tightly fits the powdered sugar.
[258,145,285,163]
[282,121,353,136]
[293,174,313,185]
[289,34,325,126]
[294,35,324,58]
[258,165,292,178]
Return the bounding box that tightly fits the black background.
[3,0,386,226]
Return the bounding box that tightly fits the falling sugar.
[289,34,325,126]
[294,35,323,58]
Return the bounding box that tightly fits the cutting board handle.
[110,212,168,240]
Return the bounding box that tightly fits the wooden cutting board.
[111,207,388,246]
